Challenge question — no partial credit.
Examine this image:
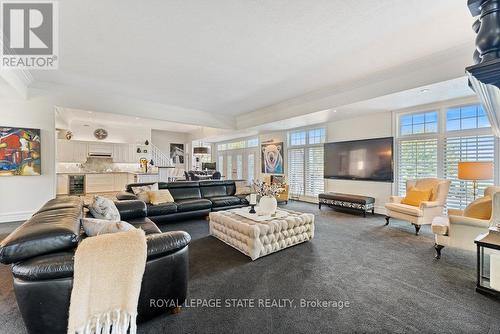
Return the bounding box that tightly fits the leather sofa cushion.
[238,195,249,205]
[146,231,191,259]
[166,182,202,200]
[11,230,191,280]
[209,196,242,208]
[36,196,83,214]
[175,199,212,212]
[11,251,74,281]
[114,200,147,220]
[200,185,227,198]
[0,204,82,264]
[147,203,177,216]
[128,217,162,235]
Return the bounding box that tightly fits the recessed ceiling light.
[333,110,337,113]
[419,88,430,94]
[135,117,140,120]
[87,111,93,114]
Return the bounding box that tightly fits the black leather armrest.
[114,200,147,220]
[116,191,138,201]
[146,231,191,260]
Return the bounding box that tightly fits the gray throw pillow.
[81,218,135,237]
[88,196,121,221]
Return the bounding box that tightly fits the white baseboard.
[0,211,32,223]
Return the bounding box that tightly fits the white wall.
[0,95,56,222]
[325,111,393,213]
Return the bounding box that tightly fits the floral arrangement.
[253,180,285,197]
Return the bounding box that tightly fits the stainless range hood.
[466,0,500,137]
[87,152,112,158]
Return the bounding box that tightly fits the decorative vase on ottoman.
[259,195,277,216]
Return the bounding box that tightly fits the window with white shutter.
[397,139,438,196]
[444,135,495,209]
[287,127,326,198]
[306,146,324,196]
[236,154,243,179]
[247,153,255,184]
[288,148,305,196]
[227,155,232,179]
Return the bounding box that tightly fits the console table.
[318,192,375,217]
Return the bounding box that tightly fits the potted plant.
[253,180,285,215]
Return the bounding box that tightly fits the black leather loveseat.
[116,180,249,224]
[0,196,190,334]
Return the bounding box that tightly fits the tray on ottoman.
[209,208,314,260]
[318,192,375,217]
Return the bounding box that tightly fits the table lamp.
[458,161,494,200]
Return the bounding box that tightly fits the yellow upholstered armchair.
[432,186,500,258]
[263,175,289,204]
[384,178,451,235]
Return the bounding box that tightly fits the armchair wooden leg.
[413,224,421,235]
[384,216,390,226]
[434,244,444,259]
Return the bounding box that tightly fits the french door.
[218,149,258,182]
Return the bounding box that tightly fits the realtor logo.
[1,1,58,69]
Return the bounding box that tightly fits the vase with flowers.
[253,180,285,216]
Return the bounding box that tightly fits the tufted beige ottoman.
[209,209,315,260]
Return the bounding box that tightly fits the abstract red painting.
[0,127,41,176]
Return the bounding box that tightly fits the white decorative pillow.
[82,218,135,237]
[148,189,175,205]
[131,183,159,203]
[88,196,120,221]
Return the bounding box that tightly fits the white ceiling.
[55,107,204,133]
[338,77,476,113]
[32,0,475,118]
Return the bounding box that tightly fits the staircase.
[150,144,172,167]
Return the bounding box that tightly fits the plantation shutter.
[305,146,324,196]
[288,148,305,196]
[247,153,255,184]
[444,135,495,209]
[398,139,438,196]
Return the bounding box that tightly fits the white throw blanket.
[68,229,147,334]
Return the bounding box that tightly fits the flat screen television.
[202,162,217,170]
[324,137,394,182]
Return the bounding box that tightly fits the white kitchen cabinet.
[73,142,88,162]
[113,173,128,191]
[86,174,115,193]
[56,140,73,162]
[56,140,87,163]
[56,174,69,195]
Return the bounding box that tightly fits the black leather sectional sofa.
[116,180,249,223]
[0,197,190,334]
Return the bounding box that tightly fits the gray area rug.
[1,201,500,333]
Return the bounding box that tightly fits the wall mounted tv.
[324,137,394,182]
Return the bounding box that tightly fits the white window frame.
[287,126,326,199]
[393,97,499,207]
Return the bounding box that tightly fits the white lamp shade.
[458,161,494,181]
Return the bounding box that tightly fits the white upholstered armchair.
[384,178,451,235]
[432,186,500,258]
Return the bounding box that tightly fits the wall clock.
[94,128,108,140]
